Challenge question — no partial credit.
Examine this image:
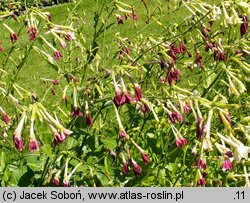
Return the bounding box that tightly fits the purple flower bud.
[176,137,188,148]
[29,138,39,153]
[194,52,203,67]
[54,50,62,61]
[179,43,186,53]
[53,177,60,186]
[53,131,66,146]
[183,102,190,114]
[225,151,234,158]
[222,159,233,172]
[141,103,150,114]
[113,91,124,107]
[85,111,93,126]
[10,33,18,44]
[133,13,138,21]
[65,33,73,41]
[197,177,206,187]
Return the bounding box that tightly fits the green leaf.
[101,138,117,150]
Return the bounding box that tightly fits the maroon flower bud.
[183,102,190,114]
[240,16,248,36]
[85,111,93,126]
[70,107,83,117]
[54,50,62,61]
[53,177,60,186]
[28,27,37,41]
[29,138,39,153]
[194,159,207,170]
[130,158,142,176]
[13,134,24,151]
[167,68,181,85]
[169,111,182,124]
[117,15,123,24]
[222,159,233,171]
[196,117,205,139]
[122,163,129,175]
[2,113,11,125]
[10,33,18,44]
[176,137,188,148]
[141,152,149,165]
[197,177,206,187]
[53,80,59,85]
[134,85,142,102]
[123,92,133,104]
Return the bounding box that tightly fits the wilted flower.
[194,52,204,67]
[176,137,188,148]
[54,50,62,61]
[130,158,142,176]
[222,159,233,171]
[28,27,37,41]
[218,113,231,126]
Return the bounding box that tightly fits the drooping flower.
[13,114,26,151]
[179,43,186,53]
[116,15,124,24]
[196,117,206,139]
[141,103,150,114]
[119,128,127,139]
[197,177,206,187]
[130,158,142,176]
[194,159,207,170]
[28,27,37,41]
[70,107,83,117]
[222,159,233,171]
[169,111,182,124]
[218,113,231,126]
[10,33,18,44]
[134,84,142,102]
[63,178,70,187]
[29,138,39,153]
[85,111,93,126]
[122,162,129,175]
[176,137,188,148]
[167,68,181,85]
[53,176,60,186]
[194,52,204,67]
[0,106,11,125]
[240,16,248,36]
[141,152,149,164]
[54,50,62,61]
